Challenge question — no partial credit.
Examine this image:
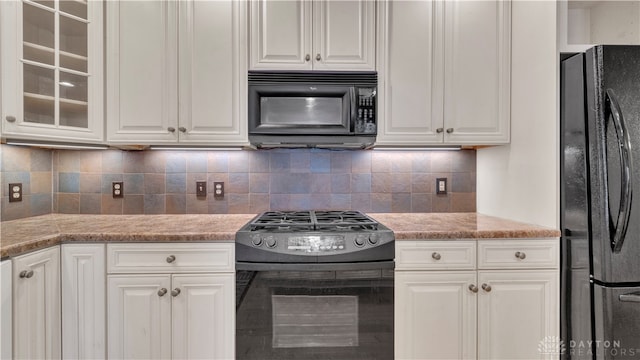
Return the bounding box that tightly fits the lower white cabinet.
[62,244,106,359]
[106,243,234,360]
[395,239,559,360]
[12,246,61,359]
[1,260,12,359]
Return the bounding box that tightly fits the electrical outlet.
[436,178,447,195]
[214,182,224,199]
[196,181,207,197]
[9,183,22,202]
[112,182,124,198]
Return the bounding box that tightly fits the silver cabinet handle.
[168,127,176,133]
[305,54,310,62]
[481,283,492,292]
[158,288,168,297]
[19,270,34,278]
[166,255,176,263]
[316,54,321,61]
[446,128,454,134]
[515,251,526,260]
[6,115,16,123]
[178,127,187,133]
[619,292,640,303]
[171,288,181,297]
[431,252,441,260]
[468,284,478,293]
[436,128,444,133]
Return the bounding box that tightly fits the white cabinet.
[107,0,247,146]
[395,239,559,360]
[106,243,234,360]
[376,0,510,146]
[12,246,61,359]
[62,244,106,360]
[1,260,12,360]
[0,0,104,143]
[558,0,640,53]
[249,0,375,71]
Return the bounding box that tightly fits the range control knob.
[354,235,367,247]
[368,233,380,245]
[265,236,277,248]
[251,236,263,247]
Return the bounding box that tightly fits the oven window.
[260,97,343,126]
[236,269,394,360]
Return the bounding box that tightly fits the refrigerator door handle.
[605,89,634,253]
[619,292,640,303]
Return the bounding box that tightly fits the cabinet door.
[395,271,477,360]
[62,244,106,359]
[313,0,375,71]
[178,0,247,145]
[443,0,510,144]
[107,275,171,359]
[1,260,11,359]
[13,246,61,360]
[0,0,104,143]
[106,0,179,143]
[171,274,234,360]
[376,0,445,145]
[477,270,558,360]
[249,0,312,70]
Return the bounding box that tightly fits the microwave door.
[249,85,352,135]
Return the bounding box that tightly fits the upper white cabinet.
[376,0,511,146]
[107,0,248,146]
[0,0,104,143]
[558,0,640,53]
[249,0,375,71]
[13,246,61,360]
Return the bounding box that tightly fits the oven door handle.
[235,260,395,272]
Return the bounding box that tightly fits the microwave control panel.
[355,87,376,134]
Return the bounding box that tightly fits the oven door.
[248,85,354,135]
[236,262,394,360]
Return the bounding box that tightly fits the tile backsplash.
[1,144,476,221]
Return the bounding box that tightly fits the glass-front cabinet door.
[1,0,103,143]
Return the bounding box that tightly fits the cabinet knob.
[431,252,442,261]
[158,288,168,297]
[468,284,478,293]
[168,127,176,133]
[515,251,526,260]
[316,54,321,61]
[171,288,181,297]
[6,115,16,123]
[481,283,492,292]
[178,127,187,133]
[436,128,444,133]
[446,128,454,134]
[305,54,311,62]
[19,270,34,279]
[166,255,176,263]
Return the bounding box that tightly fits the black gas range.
[235,210,395,267]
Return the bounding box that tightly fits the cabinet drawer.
[107,243,234,273]
[477,239,559,269]
[395,241,476,270]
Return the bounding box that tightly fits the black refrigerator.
[561,45,640,360]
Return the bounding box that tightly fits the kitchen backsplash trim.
[1,145,476,221]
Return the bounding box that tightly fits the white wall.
[477,0,558,228]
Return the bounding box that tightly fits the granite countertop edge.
[1,213,561,259]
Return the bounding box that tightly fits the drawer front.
[395,241,476,270]
[477,239,559,269]
[107,243,234,273]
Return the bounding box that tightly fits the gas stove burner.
[249,210,380,232]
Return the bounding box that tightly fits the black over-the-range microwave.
[248,71,377,149]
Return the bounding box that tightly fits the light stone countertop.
[0,213,560,259]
